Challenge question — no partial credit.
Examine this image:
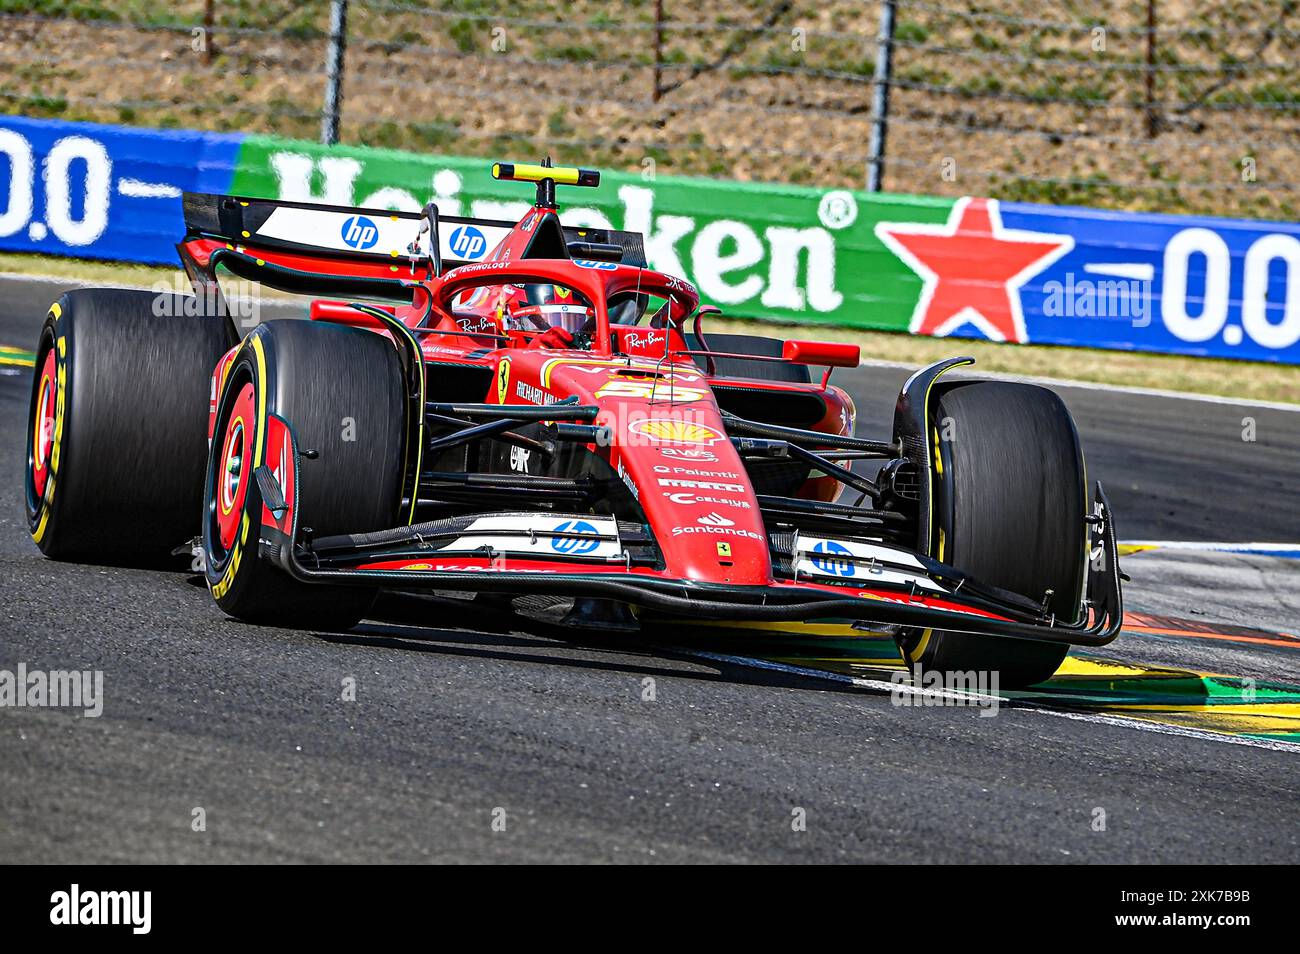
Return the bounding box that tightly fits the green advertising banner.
[228,134,1300,363]
[231,135,952,332]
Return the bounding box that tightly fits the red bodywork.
[180,182,1122,648]
[189,197,859,593]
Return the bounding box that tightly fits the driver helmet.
[504,283,592,335]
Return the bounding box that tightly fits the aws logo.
[341,215,379,250]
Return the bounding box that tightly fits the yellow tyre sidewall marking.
[212,335,267,601]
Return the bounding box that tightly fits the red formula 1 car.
[24,160,1122,686]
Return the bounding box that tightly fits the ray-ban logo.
[50,885,151,934]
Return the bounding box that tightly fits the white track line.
[4,270,1296,412]
[682,648,1300,754]
[856,357,1300,413]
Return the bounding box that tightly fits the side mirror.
[782,339,860,368]
[309,300,395,329]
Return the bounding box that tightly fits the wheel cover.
[215,382,256,552]
[30,348,57,499]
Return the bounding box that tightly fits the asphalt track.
[1,276,1298,863]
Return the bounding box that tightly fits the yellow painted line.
[1,343,35,367]
[1053,656,1178,679]
[1116,706,1300,737]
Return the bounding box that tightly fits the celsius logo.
[50,884,151,934]
[810,540,855,577]
[551,520,600,555]
[449,225,488,260]
[341,215,379,250]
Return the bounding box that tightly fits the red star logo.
[875,197,1074,343]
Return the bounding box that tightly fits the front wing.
[252,414,1124,648]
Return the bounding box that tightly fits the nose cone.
[602,401,773,586]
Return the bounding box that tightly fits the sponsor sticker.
[664,492,752,509]
[595,379,707,402]
[630,418,724,446]
[341,214,379,250]
[671,525,762,541]
[449,224,488,260]
[496,358,510,403]
[658,477,746,493]
[617,461,639,501]
[515,381,557,405]
[659,447,718,462]
[809,540,855,577]
[551,519,601,556]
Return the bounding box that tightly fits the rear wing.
[181,192,647,270]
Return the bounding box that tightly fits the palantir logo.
[449,225,488,261]
[340,215,379,250]
[551,519,600,555]
[810,540,856,577]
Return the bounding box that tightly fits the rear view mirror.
[782,339,860,368]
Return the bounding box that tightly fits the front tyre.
[895,381,1087,688]
[202,319,405,630]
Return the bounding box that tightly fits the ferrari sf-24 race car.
[25,160,1123,686]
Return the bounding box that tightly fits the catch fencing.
[1,1,1297,219]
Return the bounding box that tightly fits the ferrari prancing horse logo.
[497,358,510,403]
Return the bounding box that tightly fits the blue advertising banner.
[999,201,1300,364]
[0,114,239,264]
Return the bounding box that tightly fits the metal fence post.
[1144,0,1158,138]
[320,0,349,145]
[866,0,896,193]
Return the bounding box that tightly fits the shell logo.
[401,562,434,571]
[629,418,724,446]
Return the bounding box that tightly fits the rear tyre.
[894,381,1087,688]
[24,289,235,564]
[202,319,405,631]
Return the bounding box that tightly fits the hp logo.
[810,540,855,577]
[449,225,487,261]
[341,215,379,250]
[551,520,600,556]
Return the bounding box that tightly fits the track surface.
[2,277,1298,863]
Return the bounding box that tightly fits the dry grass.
[1,1,1297,218]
